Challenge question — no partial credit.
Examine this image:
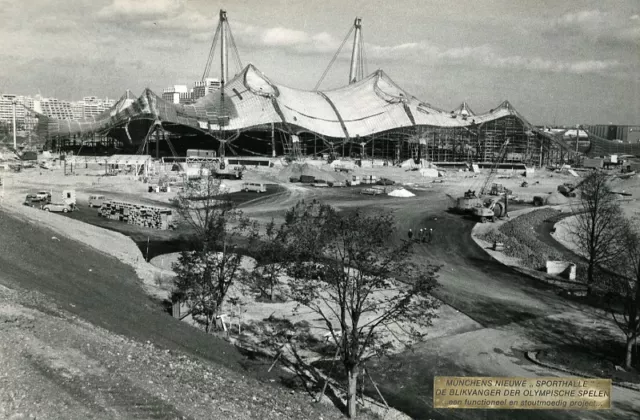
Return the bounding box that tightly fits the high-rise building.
[162,85,192,104]
[69,96,114,119]
[0,94,34,130]
[193,78,222,100]
[33,98,74,120]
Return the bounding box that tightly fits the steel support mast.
[348,18,362,84]
[220,10,228,85]
[11,100,17,150]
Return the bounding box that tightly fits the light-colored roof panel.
[324,72,413,136]
[275,85,345,138]
[36,64,538,141]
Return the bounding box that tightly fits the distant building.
[193,78,222,100]
[33,98,74,120]
[69,96,115,119]
[0,94,38,130]
[585,124,640,143]
[162,85,193,104]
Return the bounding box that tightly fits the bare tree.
[282,200,440,418]
[571,171,624,295]
[248,218,290,301]
[604,215,640,370]
[170,169,256,332]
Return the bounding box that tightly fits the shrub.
[479,209,572,271]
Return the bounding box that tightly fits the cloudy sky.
[0,0,638,125]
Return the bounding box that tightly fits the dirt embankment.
[0,285,370,420]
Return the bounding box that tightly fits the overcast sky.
[0,0,638,125]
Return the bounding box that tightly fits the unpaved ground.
[0,284,373,420]
[3,159,640,419]
[150,252,481,363]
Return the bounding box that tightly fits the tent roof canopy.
[34,63,545,141]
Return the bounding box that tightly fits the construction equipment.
[472,195,508,223]
[489,183,512,196]
[452,138,511,215]
[557,177,587,198]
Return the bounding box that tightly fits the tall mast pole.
[220,10,228,86]
[348,18,362,84]
[11,100,17,150]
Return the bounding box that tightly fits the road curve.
[239,187,640,419]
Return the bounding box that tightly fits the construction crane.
[471,138,512,222]
[451,138,511,218]
[479,138,511,196]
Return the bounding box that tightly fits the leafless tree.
[282,200,440,418]
[571,171,625,295]
[248,219,289,301]
[604,215,640,370]
[170,168,256,332]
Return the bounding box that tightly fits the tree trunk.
[587,262,594,295]
[270,280,275,301]
[625,335,635,370]
[347,365,359,418]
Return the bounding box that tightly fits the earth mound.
[276,163,349,183]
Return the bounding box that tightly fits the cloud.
[556,10,608,26]
[85,8,629,78]
[261,27,310,46]
[97,0,185,21]
[139,10,215,34]
[544,9,640,47]
[33,16,79,34]
[366,41,620,75]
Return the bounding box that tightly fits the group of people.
[407,227,432,243]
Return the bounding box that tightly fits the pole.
[271,122,276,157]
[348,18,362,84]
[12,101,17,150]
[539,142,543,168]
[146,236,150,262]
[220,10,228,85]
[372,136,375,162]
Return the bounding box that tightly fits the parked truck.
[41,189,76,211]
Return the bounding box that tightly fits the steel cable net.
[585,132,640,157]
[34,63,575,160]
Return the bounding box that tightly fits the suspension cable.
[227,25,244,71]
[358,32,364,81]
[360,30,368,78]
[202,23,221,81]
[314,25,354,91]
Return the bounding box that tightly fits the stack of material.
[388,188,416,198]
[545,192,570,205]
[419,168,438,178]
[99,200,173,230]
[277,163,349,183]
[361,175,378,184]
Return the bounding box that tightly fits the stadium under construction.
[30,11,640,166]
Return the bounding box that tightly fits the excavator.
[453,138,511,222]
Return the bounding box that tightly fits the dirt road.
[236,185,640,419]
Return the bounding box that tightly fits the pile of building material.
[361,175,378,184]
[388,188,415,198]
[545,192,570,205]
[99,200,174,230]
[277,163,348,183]
[419,168,438,178]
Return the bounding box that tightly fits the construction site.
[1,8,640,420]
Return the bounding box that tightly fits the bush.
[479,209,569,271]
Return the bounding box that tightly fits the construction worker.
[408,228,413,241]
[419,228,424,242]
[428,228,433,243]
